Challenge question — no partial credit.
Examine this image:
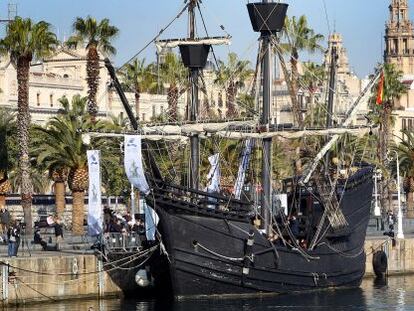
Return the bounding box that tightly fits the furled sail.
[155,36,231,52]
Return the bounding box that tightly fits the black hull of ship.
[147,169,373,298]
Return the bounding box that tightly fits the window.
[37,93,40,106]
[161,106,164,114]
[403,119,407,131]
[49,94,53,107]
[152,105,156,117]
[142,113,146,121]
[409,119,413,129]
[63,74,69,79]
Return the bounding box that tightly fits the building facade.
[384,0,414,137]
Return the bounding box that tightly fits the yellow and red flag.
[376,70,384,105]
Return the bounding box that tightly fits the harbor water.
[4,275,414,311]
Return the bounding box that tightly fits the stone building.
[0,46,187,125]
[384,0,414,137]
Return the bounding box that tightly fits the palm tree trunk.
[0,194,5,209]
[379,104,391,213]
[134,89,140,120]
[72,190,85,235]
[226,81,237,118]
[55,181,66,217]
[86,46,100,122]
[407,192,414,218]
[290,52,304,127]
[274,44,303,128]
[16,57,33,233]
[168,84,178,121]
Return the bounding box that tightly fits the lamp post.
[388,150,404,239]
[373,169,382,217]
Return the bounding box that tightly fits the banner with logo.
[233,139,253,199]
[207,153,220,193]
[124,135,150,195]
[87,150,103,236]
[145,204,159,241]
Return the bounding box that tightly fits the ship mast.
[247,0,288,234]
[188,0,200,190]
[261,0,273,233]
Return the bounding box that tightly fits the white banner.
[87,150,103,237]
[233,139,253,199]
[124,135,150,195]
[145,204,159,241]
[207,153,220,193]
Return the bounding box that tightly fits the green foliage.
[0,17,58,63]
[0,109,17,177]
[121,58,158,94]
[281,15,324,58]
[160,53,188,89]
[396,130,414,179]
[66,16,119,55]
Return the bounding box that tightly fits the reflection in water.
[8,275,414,310]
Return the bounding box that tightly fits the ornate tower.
[385,0,414,75]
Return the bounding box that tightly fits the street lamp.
[388,150,404,239]
[373,169,382,217]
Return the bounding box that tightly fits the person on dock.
[0,207,10,238]
[33,226,47,251]
[54,217,63,250]
[7,220,20,257]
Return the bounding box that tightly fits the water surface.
[5,275,414,311]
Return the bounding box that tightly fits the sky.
[0,0,396,77]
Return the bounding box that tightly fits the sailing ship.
[104,0,379,299]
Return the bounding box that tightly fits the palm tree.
[160,53,188,121]
[0,109,15,209]
[280,15,324,128]
[121,58,157,119]
[0,17,58,232]
[33,96,92,235]
[67,16,119,121]
[396,130,414,217]
[300,62,325,126]
[214,53,252,118]
[370,63,406,212]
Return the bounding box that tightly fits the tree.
[33,96,92,235]
[280,15,324,128]
[300,61,325,127]
[67,16,119,121]
[160,53,188,121]
[0,17,58,232]
[370,63,406,212]
[121,58,157,119]
[0,109,16,209]
[214,53,252,118]
[396,130,414,217]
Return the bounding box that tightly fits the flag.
[87,150,103,237]
[376,70,384,105]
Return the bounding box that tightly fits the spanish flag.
[376,70,384,105]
